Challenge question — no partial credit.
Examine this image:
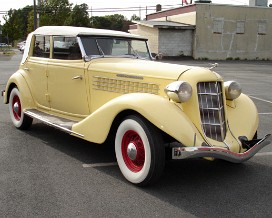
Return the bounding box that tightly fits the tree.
[27,10,35,33]
[90,14,127,31]
[106,14,127,31]
[90,16,112,30]
[130,14,140,21]
[2,6,33,44]
[64,4,90,27]
[2,0,132,45]
[39,0,72,26]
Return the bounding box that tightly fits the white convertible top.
[21,26,147,64]
[33,26,146,40]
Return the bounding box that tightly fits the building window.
[213,19,224,34]
[236,21,245,34]
[258,21,267,35]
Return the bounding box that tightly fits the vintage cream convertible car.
[2,26,271,186]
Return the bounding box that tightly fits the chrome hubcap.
[127,142,137,160]
[122,130,145,172]
[13,102,19,114]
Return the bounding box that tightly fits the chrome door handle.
[72,75,83,80]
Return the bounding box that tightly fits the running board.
[24,109,84,138]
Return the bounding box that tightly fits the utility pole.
[37,0,41,28]
[33,0,37,30]
[0,25,2,44]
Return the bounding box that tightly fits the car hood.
[87,58,194,81]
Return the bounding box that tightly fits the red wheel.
[115,115,165,186]
[9,87,33,129]
[11,94,22,121]
[121,130,145,172]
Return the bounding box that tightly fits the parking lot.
[0,51,272,217]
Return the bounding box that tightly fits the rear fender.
[72,93,205,145]
[4,71,35,109]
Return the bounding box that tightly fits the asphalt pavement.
[0,51,272,217]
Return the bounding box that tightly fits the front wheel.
[115,115,165,186]
[9,87,33,130]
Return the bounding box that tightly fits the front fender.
[72,93,205,145]
[3,70,35,109]
[227,94,259,140]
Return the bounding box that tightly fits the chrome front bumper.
[172,134,271,163]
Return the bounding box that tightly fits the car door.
[24,35,50,109]
[47,36,90,117]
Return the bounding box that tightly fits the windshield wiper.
[95,39,105,57]
[128,41,139,59]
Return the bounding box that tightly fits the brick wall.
[159,29,193,56]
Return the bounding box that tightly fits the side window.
[33,35,50,58]
[53,37,82,60]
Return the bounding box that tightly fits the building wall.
[166,12,196,25]
[150,12,196,25]
[194,4,272,60]
[129,25,159,54]
[159,29,194,56]
[147,5,196,21]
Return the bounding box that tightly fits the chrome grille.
[197,82,226,142]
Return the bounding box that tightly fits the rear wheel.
[9,87,33,129]
[115,115,165,186]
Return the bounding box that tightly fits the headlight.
[164,81,192,103]
[224,81,242,100]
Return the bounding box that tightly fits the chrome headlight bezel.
[224,81,242,100]
[164,81,192,103]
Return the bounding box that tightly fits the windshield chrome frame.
[77,36,86,58]
[78,35,152,61]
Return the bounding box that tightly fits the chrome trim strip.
[198,92,220,95]
[116,74,144,80]
[24,110,84,138]
[172,134,271,163]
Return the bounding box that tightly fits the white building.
[129,2,272,60]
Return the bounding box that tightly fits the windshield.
[80,36,151,60]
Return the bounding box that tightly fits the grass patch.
[0,50,15,56]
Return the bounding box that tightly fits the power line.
[87,4,183,10]
[0,4,184,15]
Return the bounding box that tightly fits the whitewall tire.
[115,115,165,186]
[9,87,33,129]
